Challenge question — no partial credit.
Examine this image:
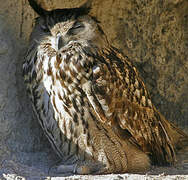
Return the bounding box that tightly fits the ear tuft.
[28,0,48,16]
[80,0,92,13]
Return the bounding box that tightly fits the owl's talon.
[73,163,78,174]
[56,164,91,175]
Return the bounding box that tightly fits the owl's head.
[29,0,108,51]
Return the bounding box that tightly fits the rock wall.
[0,0,187,178]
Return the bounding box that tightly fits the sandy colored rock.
[0,0,187,179]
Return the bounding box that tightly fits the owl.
[23,0,188,174]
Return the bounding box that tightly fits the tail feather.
[169,122,188,150]
[156,109,188,165]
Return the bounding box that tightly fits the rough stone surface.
[0,0,187,179]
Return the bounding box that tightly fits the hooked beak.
[57,34,69,50]
[58,36,64,50]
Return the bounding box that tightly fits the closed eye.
[72,21,84,29]
[67,21,85,35]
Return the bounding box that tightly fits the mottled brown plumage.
[23,0,188,174]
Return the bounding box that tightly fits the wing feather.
[87,47,176,165]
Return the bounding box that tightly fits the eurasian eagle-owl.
[23,0,188,174]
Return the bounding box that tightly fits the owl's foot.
[57,164,89,174]
[57,162,106,175]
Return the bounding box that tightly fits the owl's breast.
[34,43,98,159]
